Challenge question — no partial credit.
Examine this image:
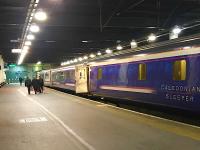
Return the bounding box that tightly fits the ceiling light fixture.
[30,24,40,33]
[78,57,83,61]
[27,34,35,40]
[37,61,41,65]
[25,41,32,46]
[97,51,102,56]
[116,44,123,50]
[172,26,182,34]
[35,10,47,21]
[82,40,89,43]
[105,48,112,54]
[183,46,191,50]
[83,56,88,60]
[12,49,22,53]
[17,0,40,65]
[147,33,157,42]
[89,54,96,58]
[18,53,27,65]
[130,40,137,48]
[23,46,30,51]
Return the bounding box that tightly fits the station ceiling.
[0,0,200,63]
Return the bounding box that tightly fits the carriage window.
[83,69,86,79]
[71,70,75,80]
[80,71,82,79]
[56,73,59,80]
[45,72,49,80]
[173,60,186,80]
[65,71,70,79]
[138,63,146,80]
[60,72,65,80]
[97,68,102,80]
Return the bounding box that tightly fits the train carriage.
[53,67,75,91]
[89,47,200,112]
[40,70,52,86]
[41,34,200,112]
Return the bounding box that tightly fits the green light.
[9,64,17,67]
[35,66,39,71]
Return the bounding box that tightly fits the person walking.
[19,77,23,86]
[32,77,40,94]
[38,76,44,93]
[25,77,32,95]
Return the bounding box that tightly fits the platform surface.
[0,84,200,150]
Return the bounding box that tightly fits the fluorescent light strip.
[17,0,40,65]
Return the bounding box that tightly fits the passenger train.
[40,34,200,113]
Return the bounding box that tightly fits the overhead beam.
[125,0,145,11]
[0,6,26,11]
[103,0,124,28]
[162,1,183,28]
[97,0,103,32]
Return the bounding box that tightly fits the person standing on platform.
[25,77,32,95]
[32,77,40,94]
[19,77,23,86]
[39,76,44,93]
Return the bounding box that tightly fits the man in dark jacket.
[19,77,23,86]
[38,76,44,93]
[32,77,40,94]
[25,77,32,95]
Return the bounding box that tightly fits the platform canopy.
[0,0,200,63]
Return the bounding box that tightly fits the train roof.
[42,33,200,72]
[72,33,200,63]
[88,33,200,62]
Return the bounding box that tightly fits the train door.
[75,65,89,93]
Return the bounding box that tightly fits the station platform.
[0,85,200,150]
